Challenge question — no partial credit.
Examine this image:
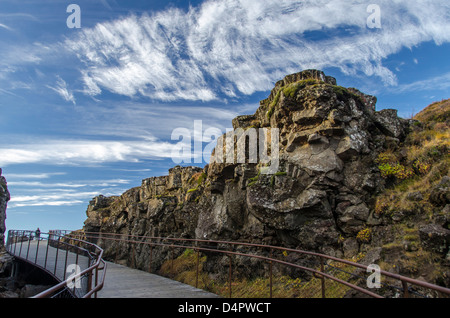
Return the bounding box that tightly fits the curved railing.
[69,231,450,298]
[5,230,106,298]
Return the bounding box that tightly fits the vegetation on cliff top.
[158,99,450,296]
[374,98,449,217]
[371,98,449,284]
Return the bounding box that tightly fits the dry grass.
[414,99,450,124]
[159,248,365,298]
[374,96,449,221]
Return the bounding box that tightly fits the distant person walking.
[35,228,41,240]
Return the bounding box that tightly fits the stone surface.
[81,70,412,277]
[419,224,450,254]
[429,176,450,207]
[0,169,10,250]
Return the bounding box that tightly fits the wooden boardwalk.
[98,261,219,298]
[9,240,219,298]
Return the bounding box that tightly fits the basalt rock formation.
[0,168,9,250]
[83,70,416,271]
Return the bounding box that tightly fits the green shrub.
[356,228,372,243]
[375,151,398,165]
[413,159,431,175]
[378,163,414,180]
[267,80,321,120]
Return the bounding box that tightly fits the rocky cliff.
[83,70,449,286]
[0,169,9,250]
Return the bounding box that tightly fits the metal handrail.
[73,230,450,298]
[5,230,106,298]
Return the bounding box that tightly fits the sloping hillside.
[371,98,449,286]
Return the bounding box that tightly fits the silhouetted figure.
[35,228,41,240]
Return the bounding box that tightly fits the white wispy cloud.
[8,188,92,208]
[10,200,85,208]
[6,172,66,179]
[46,76,76,105]
[7,177,130,208]
[73,101,243,140]
[0,43,42,83]
[0,139,183,167]
[0,99,248,167]
[7,179,129,188]
[0,12,40,22]
[62,0,450,102]
[394,71,450,93]
[7,185,129,207]
[0,23,13,31]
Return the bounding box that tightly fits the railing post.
[131,242,136,269]
[148,244,153,273]
[316,256,326,299]
[269,248,273,299]
[115,241,119,264]
[13,231,18,255]
[171,245,175,277]
[64,245,69,281]
[402,280,409,298]
[54,236,61,276]
[44,235,50,269]
[26,232,31,260]
[35,238,40,264]
[228,254,232,298]
[95,263,99,298]
[74,248,79,296]
[19,232,24,257]
[196,248,200,289]
[87,268,93,298]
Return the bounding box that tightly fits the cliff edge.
[0,169,9,250]
[83,70,449,288]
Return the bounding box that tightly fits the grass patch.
[373,99,449,223]
[159,249,356,298]
[266,79,322,120]
[190,172,207,186]
[414,99,450,123]
[247,170,262,188]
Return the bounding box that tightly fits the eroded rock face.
[0,169,10,250]
[83,70,407,266]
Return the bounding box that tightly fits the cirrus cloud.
[63,0,450,102]
[0,139,182,167]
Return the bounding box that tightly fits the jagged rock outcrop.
[83,70,411,270]
[196,69,409,252]
[0,168,10,250]
[84,70,449,290]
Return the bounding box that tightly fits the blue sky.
[0,0,449,233]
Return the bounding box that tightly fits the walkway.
[9,240,219,298]
[10,240,90,282]
[98,261,219,298]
